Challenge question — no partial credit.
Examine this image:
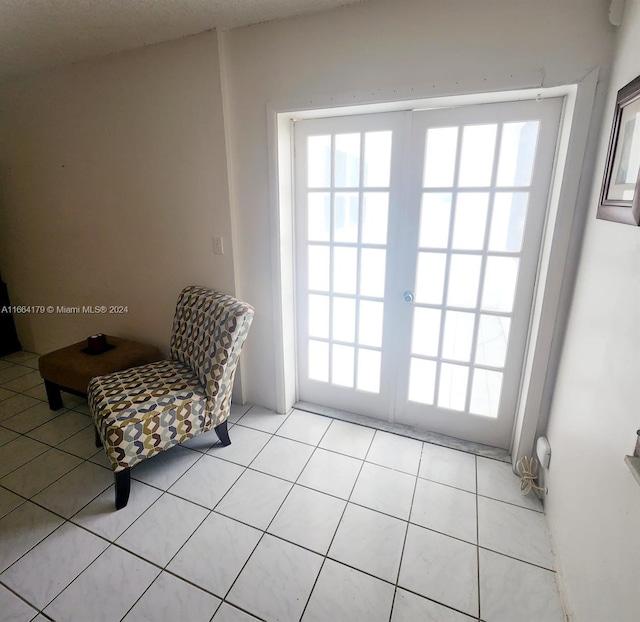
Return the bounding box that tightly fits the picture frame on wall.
[597,73,640,225]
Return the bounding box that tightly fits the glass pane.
[362,193,389,244]
[424,127,458,188]
[452,193,489,250]
[308,135,331,188]
[415,252,446,304]
[608,99,640,200]
[496,121,539,187]
[308,340,329,382]
[360,248,386,298]
[458,124,497,187]
[335,133,360,187]
[333,297,356,343]
[438,363,469,411]
[411,307,441,357]
[334,193,359,243]
[357,349,381,393]
[482,256,519,312]
[475,315,510,367]
[408,358,436,405]
[364,131,392,187]
[419,193,451,248]
[332,344,354,387]
[489,192,528,252]
[442,311,475,362]
[333,247,357,294]
[447,255,481,308]
[308,294,329,338]
[308,193,330,242]
[470,368,503,417]
[359,300,383,347]
[308,245,330,291]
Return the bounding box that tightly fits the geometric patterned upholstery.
[88,287,254,473]
[169,286,253,423]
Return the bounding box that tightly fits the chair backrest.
[170,286,254,422]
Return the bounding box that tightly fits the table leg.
[44,380,64,411]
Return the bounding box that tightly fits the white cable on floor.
[515,455,545,498]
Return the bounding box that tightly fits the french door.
[294,99,562,448]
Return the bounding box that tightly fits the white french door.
[294,98,562,448]
[294,112,407,420]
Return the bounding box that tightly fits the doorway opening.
[293,99,562,449]
[269,78,595,459]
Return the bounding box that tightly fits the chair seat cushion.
[88,359,209,471]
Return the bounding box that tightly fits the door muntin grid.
[305,129,393,394]
[408,120,540,418]
[296,101,562,445]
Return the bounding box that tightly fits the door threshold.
[294,401,511,463]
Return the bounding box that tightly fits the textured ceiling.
[0,0,366,81]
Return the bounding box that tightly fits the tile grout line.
[6,424,381,497]
[4,384,540,509]
[0,459,117,586]
[105,439,244,595]
[1,519,111,615]
[221,411,333,615]
[0,363,40,388]
[2,372,49,393]
[0,441,112,503]
[0,454,111,518]
[1,378,558,620]
[50,541,163,618]
[0,421,96,469]
[146,464,544,560]
[297,421,377,621]
[294,402,510,463]
[6,501,227,619]
[476,454,481,620]
[3,459,557,613]
[388,433,425,622]
[2,404,287,581]
[0,449,87,500]
[2,394,242,496]
[150,407,296,614]
[6,399,542,512]
[5,413,436,537]
[0,408,87,439]
[0,576,48,618]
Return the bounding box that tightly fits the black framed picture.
[597,73,640,225]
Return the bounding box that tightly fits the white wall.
[221,0,615,409]
[544,1,640,619]
[0,31,235,356]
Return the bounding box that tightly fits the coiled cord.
[515,455,545,498]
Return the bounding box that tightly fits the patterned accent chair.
[88,286,254,509]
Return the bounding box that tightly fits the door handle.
[403,291,415,303]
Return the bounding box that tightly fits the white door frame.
[266,70,599,463]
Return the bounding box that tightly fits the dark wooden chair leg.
[114,468,131,510]
[214,420,231,446]
[44,380,64,411]
[94,426,103,448]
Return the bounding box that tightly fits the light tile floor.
[0,352,566,622]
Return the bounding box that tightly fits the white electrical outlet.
[536,436,551,469]
[214,236,224,255]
